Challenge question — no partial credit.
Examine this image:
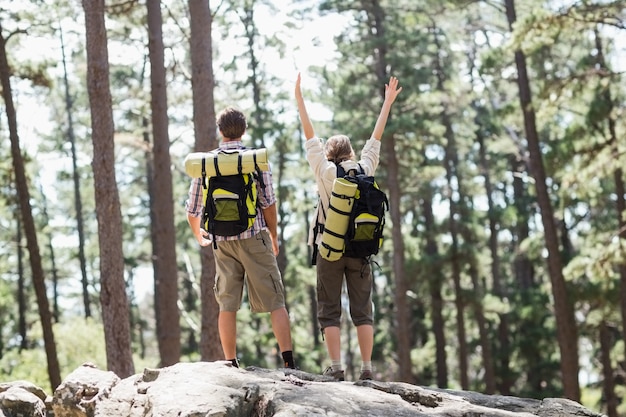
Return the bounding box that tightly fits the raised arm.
[371,76,402,141]
[295,72,316,140]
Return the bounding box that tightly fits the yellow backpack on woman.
[317,164,389,262]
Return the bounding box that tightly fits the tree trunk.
[510,154,548,392]
[432,23,495,392]
[367,0,412,384]
[0,19,62,390]
[445,135,469,391]
[188,0,221,361]
[238,1,265,149]
[593,28,623,409]
[82,0,134,378]
[615,167,626,359]
[422,191,448,388]
[592,27,626,388]
[40,190,61,323]
[469,29,513,394]
[309,285,320,352]
[345,315,355,380]
[511,156,535,291]
[468,265,496,394]
[615,167,626,372]
[17,219,27,350]
[147,0,181,367]
[436,45,468,390]
[477,123,511,394]
[505,0,580,401]
[60,26,91,319]
[600,321,618,417]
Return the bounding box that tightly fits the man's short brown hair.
[217,107,247,139]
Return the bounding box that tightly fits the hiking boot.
[323,366,345,381]
[359,370,373,381]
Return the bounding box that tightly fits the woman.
[295,73,402,381]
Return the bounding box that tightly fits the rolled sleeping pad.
[319,178,357,261]
[184,148,269,178]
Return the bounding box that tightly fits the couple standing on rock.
[185,73,402,381]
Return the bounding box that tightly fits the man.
[185,107,296,369]
[295,73,402,380]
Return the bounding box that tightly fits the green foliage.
[0,348,50,388]
[0,315,166,390]
[0,318,107,389]
[0,0,624,413]
[55,318,108,371]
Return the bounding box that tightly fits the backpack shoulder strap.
[336,162,363,178]
[336,164,345,178]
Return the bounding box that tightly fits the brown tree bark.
[0,20,62,391]
[511,154,548,393]
[600,321,618,417]
[615,165,626,355]
[477,122,511,394]
[446,118,496,394]
[366,0,412,384]
[147,0,181,367]
[504,0,580,401]
[188,0,221,361]
[422,192,448,388]
[17,219,27,350]
[443,127,469,391]
[82,0,134,378]
[237,1,265,149]
[591,27,622,412]
[469,29,513,395]
[432,23,496,392]
[60,26,91,319]
[40,191,61,323]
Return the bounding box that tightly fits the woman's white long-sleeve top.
[304,137,381,246]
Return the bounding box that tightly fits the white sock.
[331,360,342,371]
[361,361,372,371]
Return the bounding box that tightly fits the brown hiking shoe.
[359,370,373,381]
[323,366,345,381]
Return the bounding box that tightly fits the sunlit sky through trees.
[9,1,626,307]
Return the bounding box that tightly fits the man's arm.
[295,73,316,140]
[371,76,402,141]
[262,203,280,256]
[186,179,212,246]
[187,214,212,247]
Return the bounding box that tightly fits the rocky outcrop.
[0,361,604,416]
[0,380,48,417]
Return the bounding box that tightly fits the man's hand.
[196,228,212,247]
[261,203,280,256]
[270,234,280,256]
[188,214,212,247]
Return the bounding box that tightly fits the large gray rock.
[0,380,48,417]
[50,362,120,417]
[0,361,606,416]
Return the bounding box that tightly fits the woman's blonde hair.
[324,135,355,165]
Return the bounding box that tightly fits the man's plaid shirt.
[185,140,275,241]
